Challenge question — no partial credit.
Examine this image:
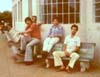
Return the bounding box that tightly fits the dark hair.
[32,16,37,23]
[52,17,59,22]
[25,17,32,23]
[71,24,78,31]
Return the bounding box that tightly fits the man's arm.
[54,26,64,38]
[72,37,80,53]
[18,29,32,35]
[19,24,35,35]
[72,46,80,53]
[63,44,70,56]
[63,44,66,51]
[48,27,52,37]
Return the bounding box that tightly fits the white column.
[22,0,28,21]
[32,0,38,16]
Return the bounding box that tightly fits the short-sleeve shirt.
[25,23,41,40]
[48,25,64,37]
[64,35,80,53]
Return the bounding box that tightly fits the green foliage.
[0,11,12,26]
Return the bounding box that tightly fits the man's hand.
[24,33,29,36]
[64,51,70,57]
[18,32,24,35]
[48,35,52,38]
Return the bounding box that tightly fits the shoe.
[65,66,72,74]
[56,66,65,72]
[17,53,24,57]
[24,61,33,65]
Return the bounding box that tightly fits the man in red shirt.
[19,17,41,65]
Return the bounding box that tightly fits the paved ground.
[0,33,100,77]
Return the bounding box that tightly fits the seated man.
[53,24,80,73]
[18,17,41,65]
[42,17,64,67]
[31,16,37,23]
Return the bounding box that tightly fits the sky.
[0,0,12,12]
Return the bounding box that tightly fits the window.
[39,0,80,24]
[94,0,100,22]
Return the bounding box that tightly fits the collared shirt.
[25,23,41,40]
[48,25,64,37]
[64,35,80,53]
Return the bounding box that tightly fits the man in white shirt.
[53,24,80,73]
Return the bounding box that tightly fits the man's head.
[71,24,79,36]
[32,16,37,23]
[52,17,59,26]
[25,17,32,25]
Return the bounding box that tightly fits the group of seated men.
[12,16,80,73]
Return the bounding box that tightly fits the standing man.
[42,17,64,67]
[53,24,80,73]
[19,17,41,65]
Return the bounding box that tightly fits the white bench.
[5,28,20,43]
[5,28,42,57]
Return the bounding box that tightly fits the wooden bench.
[46,42,96,72]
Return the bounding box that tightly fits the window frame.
[38,0,81,24]
[93,0,100,23]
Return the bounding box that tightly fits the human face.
[25,20,32,26]
[32,16,36,23]
[53,19,59,26]
[71,27,78,36]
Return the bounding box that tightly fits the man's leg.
[68,52,80,68]
[24,38,40,63]
[44,37,60,68]
[20,35,31,52]
[11,45,21,61]
[42,37,51,60]
[47,37,60,52]
[53,51,65,67]
[43,37,51,52]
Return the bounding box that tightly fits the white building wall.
[12,0,100,65]
[85,0,100,65]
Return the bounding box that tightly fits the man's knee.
[26,43,32,48]
[20,35,25,40]
[44,37,51,42]
[71,52,80,59]
[53,51,59,56]
[50,38,59,45]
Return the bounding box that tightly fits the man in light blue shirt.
[42,17,64,68]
